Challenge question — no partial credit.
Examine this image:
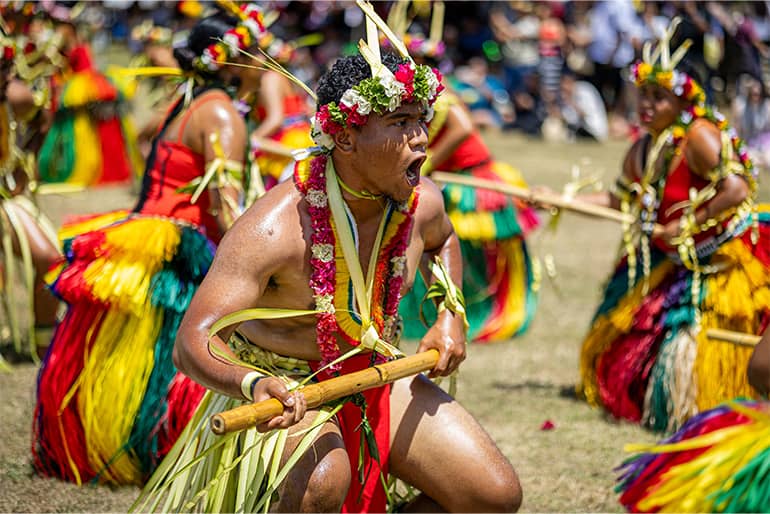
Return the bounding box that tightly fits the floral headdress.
[629,18,705,106]
[194,1,270,72]
[310,0,444,152]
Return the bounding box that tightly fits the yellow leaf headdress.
[309,0,445,152]
[629,17,705,105]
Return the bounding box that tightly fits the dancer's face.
[637,84,687,134]
[339,102,429,203]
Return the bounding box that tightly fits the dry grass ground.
[1,131,768,512]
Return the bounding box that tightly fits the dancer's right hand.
[252,377,308,432]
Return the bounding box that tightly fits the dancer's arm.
[173,194,306,431]
[194,95,248,232]
[415,178,467,377]
[252,71,286,139]
[658,120,750,243]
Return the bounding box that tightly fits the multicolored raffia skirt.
[400,161,540,342]
[617,400,770,512]
[37,69,142,186]
[32,211,211,485]
[579,206,770,432]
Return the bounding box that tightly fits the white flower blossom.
[315,294,335,313]
[306,189,327,208]
[222,33,240,54]
[380,75,405,111]
[312,243,334,262]
[424,68,441,99]
[340,89,372,115]
[311,115,335,150]
[242,19,261,38]
[391,255,407,277]
[679,111,693,124]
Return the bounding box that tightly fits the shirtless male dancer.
[170,53,522,512]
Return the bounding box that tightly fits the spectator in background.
[538,2,566,108]
[489,1,540,94]
[732,75,770,171]
[587,0,643,138]
[709,1,768,96]
[511,71,546,136]
[451,56,515,130]
[558,70,608,142]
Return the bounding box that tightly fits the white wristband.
[240,371,263,402]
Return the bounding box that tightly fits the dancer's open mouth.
[405,157,425,187]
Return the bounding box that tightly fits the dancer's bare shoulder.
[221,180,308,271]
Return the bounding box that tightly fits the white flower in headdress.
[425,69,441,99]
[341,89,372,115]
[680,110,693,124]
[222,33,240,54]
[306,188,327,208]
[242,18,262,39]
[315,293,335,313]
[311,114,335,150]
[380,74,405,111]
[312,243,334,263]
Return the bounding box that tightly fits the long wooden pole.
[430,171,664,234]
[706,328,762,347]
[210,349,440,435]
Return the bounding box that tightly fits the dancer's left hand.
[418,309,467,378]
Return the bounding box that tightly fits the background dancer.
[0,32,61,365]
[389,3,540,343]
[571,20,770,432]
[33,9,261,485]
[36,3,142,186]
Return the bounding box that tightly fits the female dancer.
[0,34,61,364]
[248,39,313,191]
[575,20,770,432]
[393,29,540,342]
[32,9,263,485]
[36,6,142,186]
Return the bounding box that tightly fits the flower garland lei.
[296,154,417,368]
[311,62,444,151]
[194,3,268,72]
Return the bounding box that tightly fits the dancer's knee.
[301,446,351,512]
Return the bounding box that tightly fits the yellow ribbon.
[325,158,403,358]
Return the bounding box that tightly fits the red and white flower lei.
[296,154,417,368]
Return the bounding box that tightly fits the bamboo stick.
[210,349,440,434]
[706,328,761,347]
[430,171,664,234]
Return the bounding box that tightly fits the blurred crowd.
[81,1,770,160]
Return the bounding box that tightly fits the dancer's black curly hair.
[316,52,408,108]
